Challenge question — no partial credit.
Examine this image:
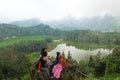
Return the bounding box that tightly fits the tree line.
[65,30,120,45]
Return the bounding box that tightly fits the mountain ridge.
[11,18,41,27]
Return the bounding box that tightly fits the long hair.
[41,48,46,53]
[40,48,47,57]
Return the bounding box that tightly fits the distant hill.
[11,18,41,27]
[46,15,120,32]
[0,23,64,41]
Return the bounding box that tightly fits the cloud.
[0,0,120,22]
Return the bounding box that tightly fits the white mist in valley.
[48,44,112,61]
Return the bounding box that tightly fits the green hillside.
[0,23,64,41]
[0,35,57,48]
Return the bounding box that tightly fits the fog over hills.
[46,15,120,32]
[6,15,120,32]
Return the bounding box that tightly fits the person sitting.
[52,52,67,79]
[52,52,61,66]
[39,48,51,78]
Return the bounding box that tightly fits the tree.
[0,48,30,80]
[67,51,72,60]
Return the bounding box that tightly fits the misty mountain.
[11,18,41,27]
[46,15,120,32]
[10,15,120,32]
[46,16,79,30]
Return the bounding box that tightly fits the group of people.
[37,48,67,80]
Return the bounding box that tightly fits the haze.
[0,0,120,23]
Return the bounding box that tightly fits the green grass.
[0,35,58,48]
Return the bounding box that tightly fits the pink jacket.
[52,64,63,79]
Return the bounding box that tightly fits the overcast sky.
[0,0,119,23]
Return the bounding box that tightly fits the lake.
[48,44,112,61]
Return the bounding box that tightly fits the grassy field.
[0,35,58,48]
